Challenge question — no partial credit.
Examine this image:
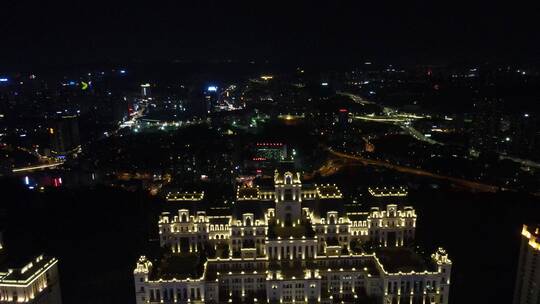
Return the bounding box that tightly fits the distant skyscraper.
[49,115,81,157]
[511,114,538,159]
[337,108,350,130]
[513,224,540,304]
[204,86,219,113]
[141,83,151,99]
[470,97,504,154]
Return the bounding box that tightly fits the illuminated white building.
[135,171,451,304]
[0,255,61,303]
[0,233,62,304]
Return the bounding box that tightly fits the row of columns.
[267,244,317,260]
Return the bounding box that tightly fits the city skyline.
[1,2,540,304]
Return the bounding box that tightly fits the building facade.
[513,224,540,304]
[135,171,451,304]
[0,255,61,304]
[49,115,81,158]
[0,232,62,304]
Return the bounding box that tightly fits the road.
[321,149,500,193]
[12,161,65,173]
[499,155,540,170]
[400,123,442,145]
[341,91,441,145]
[337,91,375,106]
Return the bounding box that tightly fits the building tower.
[432,247,452,304]
[274,171,302,226]
[134,256,152,303]
[49,115,81,158]
[470,97,504,155]
[204,86,218,113]
[140,83,151,99]
[513,224,540,304]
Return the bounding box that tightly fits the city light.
[1,5,538,304]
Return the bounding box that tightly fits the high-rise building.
[470,97,505,155]
[513,224,540,304]
[510,114,538,160]
[49,115,81,158]
[204,86,219,114]
[141,83,151,99]
[134,171,452,304]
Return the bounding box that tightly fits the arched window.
[285,175,292,184]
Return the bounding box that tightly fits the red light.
[52,177,63,187]
[339,109,348,113]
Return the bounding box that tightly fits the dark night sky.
[1,1,540,68]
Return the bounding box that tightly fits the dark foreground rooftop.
[375,247,435,273]
[151,253,204,280]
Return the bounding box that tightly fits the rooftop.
[268,222,315,239]
[237,186,259,201]
[208,217,230,225]
[522,224,540,251]
[151,253,204,280]
[347,212,369,221]
[368,186,408,197]
[0,255,57,284]
[269,260,309,279]
[316,184,343,199]
[205,259,268,281]
[166,191,205,202]
[314,256,381,277]
[375,247,435,273]
[206,207,232,217]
